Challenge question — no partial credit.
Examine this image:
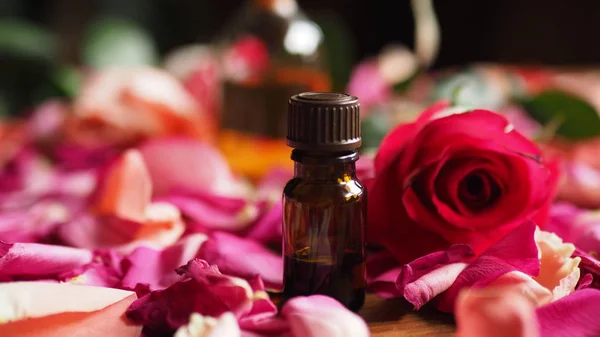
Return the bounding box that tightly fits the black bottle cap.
[287,92,361,152]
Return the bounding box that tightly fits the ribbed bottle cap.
[287,92,361,151]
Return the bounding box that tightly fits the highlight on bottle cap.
[287,92,361,151]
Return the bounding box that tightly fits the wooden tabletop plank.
[360,294,455,336]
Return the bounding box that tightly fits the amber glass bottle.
[282,92,366,312]
[214,0,331,181]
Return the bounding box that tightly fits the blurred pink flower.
[67,67,216,147]
[346,61,391,114]
[0,282,141,337]
[545,202,600,256]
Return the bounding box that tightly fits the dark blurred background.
[3,0,600,68]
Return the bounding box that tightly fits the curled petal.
[455,285,540,337]
[199,232,283,290]
[437,221,540,312]
[238,276,280,333]
[281,295,370,337]
[396,244,473,308]
[0,282,140,337]
[571,248,600,289]
[534,228,581,300]
[0,242,92,281]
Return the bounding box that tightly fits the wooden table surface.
[360,294,456,337]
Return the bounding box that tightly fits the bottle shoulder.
[283,176,366,204]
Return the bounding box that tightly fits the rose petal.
[120,233,208,293]
[238,276,280,333]
[92,149,152,223]
[455,285,540,337]
[537,289,600,337]
[396,244,473,308]
[572,248,600,289]
[162,192,257,232]
[487,271,552,306]
[127,259,255,335]
[199,232,283,290]
[244,201,282,245]
[174,312,241,337]
[437,220,540,312]
[0,200,72,243]
[58,203,185,253]
[0,242,93,281]
[138,138,240,197]
[346,60,391,112]
[534,228,581,300]
[0,282,140,337]
[281,295,370,337]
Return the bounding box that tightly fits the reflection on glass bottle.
[215,0,331,181]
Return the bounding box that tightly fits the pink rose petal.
[162,191,257,232]
[487,271,552,306]
[437,220,540,312]
[346,61,391,112]
[281,295,370,337]
[0,282,141,337]
[238,276,280,333]
[127,259,255,336]
[537,289,600,337]
[396,244,473,308]
[572,248,600,289]
[244,201,282,245]
[92,149,152,224]
[138,138,240,197]
[199,232,283,290]
[455,285,540,337]
[120,233,208,293]
[0,242,93,281]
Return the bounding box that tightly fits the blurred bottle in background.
[215,0,331,181]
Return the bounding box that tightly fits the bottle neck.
[291,150,358,181]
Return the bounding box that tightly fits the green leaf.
[314,12,355,92]
[82,17,159,68]
[0,18,56,62]
[361,112,393,151]
[52,65,82,98]
[520,90,600,140]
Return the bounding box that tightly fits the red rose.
[367,101,558,263]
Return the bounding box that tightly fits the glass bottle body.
[214,0,331,181]
[282,151,366,312]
